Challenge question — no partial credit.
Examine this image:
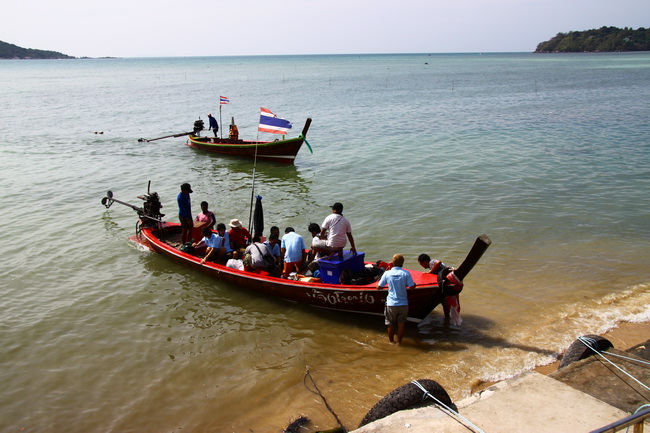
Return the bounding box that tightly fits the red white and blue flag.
[258,107,292,134]
[220,96,230,105]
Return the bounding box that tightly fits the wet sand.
[534,321,650,375]
[464,320,650,394]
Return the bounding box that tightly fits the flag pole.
[248,144,259,231]
[249,107,262,230]
[219,104,223,139]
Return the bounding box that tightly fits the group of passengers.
[178,183,357,279]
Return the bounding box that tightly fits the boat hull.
[137,222,441,320]
[186,135,305,163]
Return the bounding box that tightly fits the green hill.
[0,40,75,59]
[535,26,650,53]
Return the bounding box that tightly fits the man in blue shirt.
[377,254,416,344]
[280,227,307,278]
[208,113,219,137]
[193,223,233,264]
[177,183,193,245]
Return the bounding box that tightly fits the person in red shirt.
[227,219,251,252]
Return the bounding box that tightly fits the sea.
[1,52,649,432]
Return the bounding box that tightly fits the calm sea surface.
[1,52,649,432]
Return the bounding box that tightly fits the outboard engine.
[193,119,204,136]
[137,191,164,223]
[101,182,167,231]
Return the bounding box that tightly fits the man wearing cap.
[227,218,252,252]
[177,183,193,245]
[315,202,356,256]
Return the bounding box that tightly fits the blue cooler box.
[319,251,365,284]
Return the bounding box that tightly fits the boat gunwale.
[187,135,304,149]
[138,223,439,293]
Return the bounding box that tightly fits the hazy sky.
[3,0,648,57]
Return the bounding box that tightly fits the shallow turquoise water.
[1,52,649,432]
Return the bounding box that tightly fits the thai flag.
[220,96,230,104]
[258,107,292,134]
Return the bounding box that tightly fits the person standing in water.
[377,254,415,344]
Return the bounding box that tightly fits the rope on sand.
[304,368,348,432]
[411,380,486,433]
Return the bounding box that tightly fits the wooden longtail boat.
[186,118,312,164]
[100,186,490,321]
[135,222,440,319]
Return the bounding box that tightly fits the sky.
[2,0,649,57]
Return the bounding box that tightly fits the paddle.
[137,131,193,143]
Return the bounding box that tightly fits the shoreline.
[468,320,650,394]
[354,320,650,432]
[534,320,650,375]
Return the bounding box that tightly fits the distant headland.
[0,40,75,59]
[535,26,650,53]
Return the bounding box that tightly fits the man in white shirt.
[313,202,357,256]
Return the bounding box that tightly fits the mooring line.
[304,368,347,432]
[578,336,650,394]
[601,351,650,367]
[411,380,486,433]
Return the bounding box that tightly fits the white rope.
[411,380,486,433]
[578,336,650,393]
[601,351,650,367]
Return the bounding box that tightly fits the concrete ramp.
[353,371,628,433]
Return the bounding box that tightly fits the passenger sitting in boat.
[264,233,281,264]
[313,202,357,258]
[193,227,223,265]
[307,222,325,263]
[228,219,251,252]
[281,227,307,278]
[418,253,450,323]
[306,261,321,279]
[226,251,244,270]
[243,237,277,274]
[214,223,234,262]
[195,201,216,230]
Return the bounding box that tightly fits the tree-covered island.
[0,40,75,59]
[536,26,650,52]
